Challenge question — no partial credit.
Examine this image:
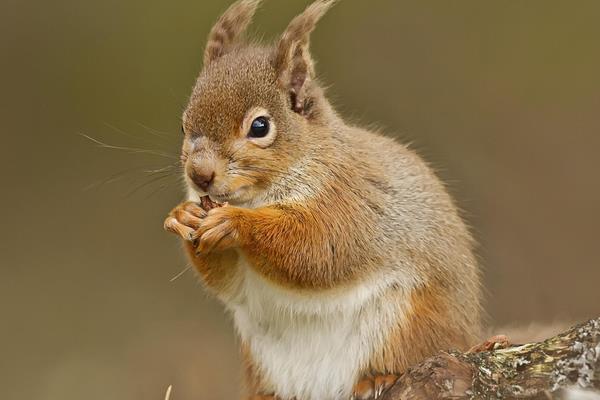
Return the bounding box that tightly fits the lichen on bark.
[381,318,600,400]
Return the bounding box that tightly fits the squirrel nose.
[190,170,215,191]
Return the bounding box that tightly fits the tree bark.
[381,318,600,399]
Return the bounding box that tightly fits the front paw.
[164,201,207,240]
[191,207,242,255]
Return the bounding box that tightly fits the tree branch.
[381,318,600,399]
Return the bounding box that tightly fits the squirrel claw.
[164,201,208,241]
[352,374,398,400]
[468,334,511,353]
[192,207,240,254]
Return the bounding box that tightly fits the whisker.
[102,122,139,141]
[170,266,191,282]
[79,133,177,160]
[125,171,175,198]
[164,384,173,400]
[145,183,174,199]
[134,121,175,139]
[83,167,141,191]
[143,163,180,174]
[84,161,179,192]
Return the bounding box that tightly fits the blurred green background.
[1,0,599,399]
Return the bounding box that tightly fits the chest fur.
[228,258,416,400]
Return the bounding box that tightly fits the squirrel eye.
[248,117,270,138]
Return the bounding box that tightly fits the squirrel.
[163,1,482,399]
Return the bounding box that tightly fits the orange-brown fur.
[369,282,476,374]
[164,1,482,399]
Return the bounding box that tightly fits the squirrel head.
[181,0,337,205]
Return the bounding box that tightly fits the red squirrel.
[164,1,482,399]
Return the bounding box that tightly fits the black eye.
[248,117,270,138]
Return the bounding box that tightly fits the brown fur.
[165,1,482,399]
[204,0,262,66]
[369,281,477,374]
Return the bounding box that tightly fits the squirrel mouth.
[206,185,250,204]
[208,191,241,204]
[208,193,231,202]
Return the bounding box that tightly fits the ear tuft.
[274,0,338,115]
[204,0,262,66]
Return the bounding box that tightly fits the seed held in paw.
[200,195,224,211]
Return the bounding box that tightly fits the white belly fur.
[228,255,419,400]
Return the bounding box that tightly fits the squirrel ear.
[274,0,337,114]
[204,0,262,66]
